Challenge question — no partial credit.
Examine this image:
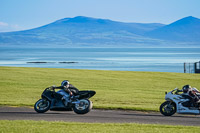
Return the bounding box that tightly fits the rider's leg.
[56,90,70,106]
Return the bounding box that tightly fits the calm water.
[0,47,199,73]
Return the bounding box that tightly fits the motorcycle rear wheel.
[34,99,51,113]
[160,101,176,116]
[73,99,92,114]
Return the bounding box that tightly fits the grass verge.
[0,66,200,111]
[0,120,200,133]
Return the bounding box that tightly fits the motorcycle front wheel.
[160,101,176,116]
[73,99,92,114]
[34,99,51,113]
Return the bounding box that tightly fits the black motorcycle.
[34,87,96,114]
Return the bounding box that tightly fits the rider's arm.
[69,84,79,93]
[175,89,182,94]
[52,86,64,89]
[50,86,73,95]
[193,88,200,93]
[63,86,73,96]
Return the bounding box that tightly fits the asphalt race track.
[0,107,199,126]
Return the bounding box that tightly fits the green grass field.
[0,66,200,111]
[0,120,200,133]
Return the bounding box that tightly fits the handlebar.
[171,88,182,95]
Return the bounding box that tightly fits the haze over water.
[0,47,199,73]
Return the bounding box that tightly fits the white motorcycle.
[160,88,200,116]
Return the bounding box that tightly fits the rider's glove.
[49,85,56,90]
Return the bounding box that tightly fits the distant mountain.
[0,16,166,47]
[145,16,200,42]
[0,16,199,47]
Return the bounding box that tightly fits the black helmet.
[182,85,191,93]
[61,80,69,86]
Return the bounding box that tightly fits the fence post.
[189,63,191,73]
[184,62,186,73]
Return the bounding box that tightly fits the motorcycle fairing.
[165,90,200,114]
[41,88,63,101]
[77,91,96,99]
[50,98,72,111]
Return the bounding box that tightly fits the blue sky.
[0,0,200,32]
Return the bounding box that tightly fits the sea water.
[0,47,199,73]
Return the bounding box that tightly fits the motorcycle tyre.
[73,99,92,114]
[34,99,51,113]
[160,101,176,116]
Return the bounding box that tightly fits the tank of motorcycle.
[165,91,183,104]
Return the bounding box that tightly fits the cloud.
[0,22,9,26]
[0,22,22,32]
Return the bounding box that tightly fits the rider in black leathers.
[182,85,200,107]
[52,80,79,105]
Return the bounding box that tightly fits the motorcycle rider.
[191,87,200,96]
[52,80,79,106]
[182,85,200,107]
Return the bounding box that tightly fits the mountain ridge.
[0,16,199,47]
[145,16,200,42]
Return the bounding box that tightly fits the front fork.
[165,101,175,112]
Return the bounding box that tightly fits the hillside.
[145,16,200,42]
